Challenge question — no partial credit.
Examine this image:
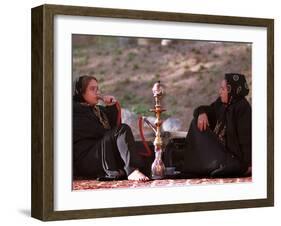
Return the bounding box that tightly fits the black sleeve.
[236,101,252,167]
[73,113,107,142]
[193,98,220,129]
[103,104,119,128]
[73,103,108,142]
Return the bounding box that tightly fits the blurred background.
[72,35,252,136]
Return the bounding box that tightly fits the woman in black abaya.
[183,73,252,177]
[73,75,149,181]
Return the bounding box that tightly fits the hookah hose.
[115,101,122,127]
[138,116,153,157]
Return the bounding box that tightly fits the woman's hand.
[102,95,117,106]
[197,113,209,131]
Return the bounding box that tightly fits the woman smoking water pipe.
[73,75,149,181]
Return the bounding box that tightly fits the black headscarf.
[73,76,85,102]
[73,75,98,103]
[214,73,250,145]
[224,73,249,104]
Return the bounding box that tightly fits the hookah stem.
[155,97,162,151]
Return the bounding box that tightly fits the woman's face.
[219,79,229,104]
[82,79,99,105]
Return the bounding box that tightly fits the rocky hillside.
[73,35,252,133]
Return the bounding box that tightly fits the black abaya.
[73,102,144,179]
[183,97,251,177]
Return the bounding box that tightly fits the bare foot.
[128,169,149,181]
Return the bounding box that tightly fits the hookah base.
[151,175,165,180]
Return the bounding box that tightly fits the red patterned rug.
[73,177,252,190]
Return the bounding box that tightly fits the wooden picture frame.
[31,4,274,221]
